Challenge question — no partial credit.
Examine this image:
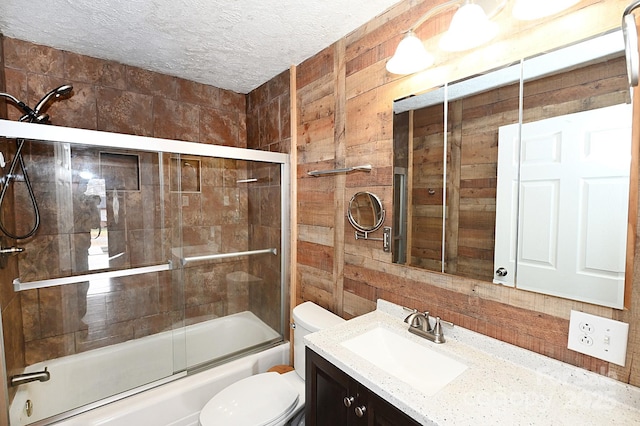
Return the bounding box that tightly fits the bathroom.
[1,0,640,424]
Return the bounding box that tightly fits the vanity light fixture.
[386,0,506,75]
[386,0,582,75]
[386,31,435,75]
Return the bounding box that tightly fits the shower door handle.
[13,262,173,292]
[180,248,277,266]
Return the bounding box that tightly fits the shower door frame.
[0,119,291,424]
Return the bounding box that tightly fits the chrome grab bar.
[181,248,277,266]
[307,164,372,177]
[11,367,50,387]
[13,262,173,292]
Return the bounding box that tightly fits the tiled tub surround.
[1,35,289,364]
[305,300,640,425]
[0,120,290,422]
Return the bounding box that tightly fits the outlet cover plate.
[567,310,629,366]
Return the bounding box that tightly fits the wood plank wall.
[294,0,640,385]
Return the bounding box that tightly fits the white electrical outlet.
[567,310,629,366]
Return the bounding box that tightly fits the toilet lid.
[200,372,299,426]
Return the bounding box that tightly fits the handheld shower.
[0,84,74,239]
[33,85,73,122]
[0,84,73,124]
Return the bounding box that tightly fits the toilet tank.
[292,301,345,379]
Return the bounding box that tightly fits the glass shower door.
[2,120,289,425]
[173,156,285,371]
[7,138,185,424]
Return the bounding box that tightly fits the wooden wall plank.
[297,45,334,90]
[289,64,298,363]
[297,241,333,273]
[293,0,639,386]
[334,39,347,314]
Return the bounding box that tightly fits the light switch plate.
[567,310,629,366]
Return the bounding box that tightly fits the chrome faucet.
[404,309,432,332]
[10,367,50,387]
[403,308,453,344]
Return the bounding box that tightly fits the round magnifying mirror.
[347,191,385,233]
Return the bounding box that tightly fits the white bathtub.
[10,311,285,425]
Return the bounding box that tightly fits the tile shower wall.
[0,32,25,408]
[1,37,256,368]
[247,70,291,331]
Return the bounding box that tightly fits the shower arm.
[0,92,40,122]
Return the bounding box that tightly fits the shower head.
[0,84,73,124]
[34,84,73,116]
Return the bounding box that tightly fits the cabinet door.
[365,387,422,426]
[306,348,422,426]
[306,347,351,425]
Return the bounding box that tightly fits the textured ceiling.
[0,0,402,94]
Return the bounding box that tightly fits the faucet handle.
[432,317,445,343]
[432,317,455,343]
[438,317,454,328]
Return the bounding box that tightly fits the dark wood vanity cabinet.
[305,347,422,426]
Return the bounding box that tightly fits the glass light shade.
[386,31,435,75]
[512,0,579,21]
[439,3,499,52]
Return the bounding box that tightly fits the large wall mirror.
[392,30,635,309]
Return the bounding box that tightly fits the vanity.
[306,348,420,425]
[304,300,640,425]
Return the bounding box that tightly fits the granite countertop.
[304,299,640,425]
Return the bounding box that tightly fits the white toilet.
[199,301,345,426]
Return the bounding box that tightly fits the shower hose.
[0,138,40,239]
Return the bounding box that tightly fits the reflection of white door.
[495,103,632,308]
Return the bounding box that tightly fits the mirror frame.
[347,191,386,233]
[391,29,636,309]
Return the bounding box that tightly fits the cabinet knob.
[355,406,367,417]
[343,396,354,407]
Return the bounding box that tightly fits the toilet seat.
[199,372,299,426]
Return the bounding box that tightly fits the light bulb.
[439,3,499,52]
[386,31,435,75]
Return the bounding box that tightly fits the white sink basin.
[341,327,467,396]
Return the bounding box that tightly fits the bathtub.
[10,311,285,425]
